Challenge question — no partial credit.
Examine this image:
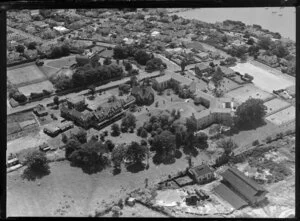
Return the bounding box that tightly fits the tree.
[111,123,120,136]
[247,38,255,45]
[145,58,165,73]
[235,98,267,125]
[134,49,151,65]
[125,141,148,164]
[103,57,112,65]
[271,43,289,58]
[248,45,260,57]
[152,130,176,163]
[129,75,138,86]
[113,45,127,60]
[105,139,115,152]
[27,42,37,50]
[124,62,133,72]
[15,45,25,53]
[23,150,50,175]
[53,96,59,105]
[186,114,197,134]
[258,36,272,50]
[180,59,187,72]
[121,113,136,131]
[111,144,127,171]
[216,138,237,155]
[211,67,224,87]
[65,138,81,159]
[140,128,148,138]
[61,133,68,144]
[76,129,88,144]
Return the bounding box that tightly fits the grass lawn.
[46,56,77,69]
[39,66,60,78]
[18,80,55,97]
[7,64,47,86]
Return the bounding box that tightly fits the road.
[7,71,160,115]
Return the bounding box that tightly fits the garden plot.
[265,106,295,126]
[18,80,55,97]
[230,62,295,93]
[225,84,274,104]
[218,77,241,92]
[7,64,47,86]
[263,98,291,115]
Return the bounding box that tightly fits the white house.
[53,26,69,34]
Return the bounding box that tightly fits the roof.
[194,109,212,120]
[44,124,60,133]
[154,73,172,84]
[220,66,235,76]
[189,164,214,178]
[195,63,210,71]
[68,96,85,105]
[172,73,193,86]
[214,183,248,209]
[220,167,267,203]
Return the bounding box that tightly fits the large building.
[220,167,268,206]
[152,71,193,91]
[188,165,215,184]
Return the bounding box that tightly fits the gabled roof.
[195,63,210,71]
[220,167,267,203]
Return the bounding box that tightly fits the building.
[66,96,86,111]
[57,121,74,132]
[33,21,49,29]
[194,63,210,77]
[61,106,94,129]
[53,26,70,34]
[151,31,160,38]
[188,165,215,184]
[43,125,61,137]
[220,167,268,205]
[152,71,193,91]
[196,52,209,61]
[219,66,235,76]
[30,9,40,17]
[33,104,48,117]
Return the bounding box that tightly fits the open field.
[7,64,46,86]
[46,56,76,69]
[18,80,55,97]
[264,98,291,115]
[219,77,241,92]
[118,204,167,217]
[39,65,60,78]
[265,106,295,126]
[230,62,295,93]
[225,84,274,104]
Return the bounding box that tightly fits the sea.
[174,7,295,41]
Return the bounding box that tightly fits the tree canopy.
[125,141,148,164]
[235,98,267,125]
[24,150,50,175]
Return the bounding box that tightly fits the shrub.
[252,140,259,146]
[140,128,148,138]
[276,132,284,139]
[265,136,272,143]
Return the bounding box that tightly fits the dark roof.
[189,165,213,178]
[131,86,154,100]
[220,66,235,75]
[220,167,267,203]
[214,183,248,209]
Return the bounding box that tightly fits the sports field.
[230,62,295,93]
[225,84,274,104]
[7,64,46,86]
[265,106,295,126]
[264,98,291,115]
[18,80,55,97]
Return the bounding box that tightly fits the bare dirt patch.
[265,106,295,126]
[264,98,291,115]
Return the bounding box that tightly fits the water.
[175,7,295,41]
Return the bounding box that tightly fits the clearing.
[265,106,295,126]
[230,62,295,93]
[225,84,274,104]
[18,80,55,97]
[7,63,47,86]
[45,55,77,69]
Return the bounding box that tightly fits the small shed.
[127,197,136,207]
[33,104,48,117]
[188,165,215,184]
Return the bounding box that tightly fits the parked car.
[39,143,51,152]
[7,157,22,173]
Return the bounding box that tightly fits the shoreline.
[169,8,295,41]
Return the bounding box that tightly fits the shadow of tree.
[22,167,50,181]
[69,161,106,175]
[227,120,267,136]
[113,167,121,175]
[175,149,182,159]
[126,162,145,173]
[152,152,176,165]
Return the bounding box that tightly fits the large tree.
[152,130,176,163]
[134,49,151,65]
[211,67,224,87]
[111,123,120,136]
[185,114,198,134]
[111,144,128,172]
[23,150,50,175]
[235,98,267,125]
[257,36,272,50]
[125,141,148,164]
[216,138,237,155]
[121,113,137,130]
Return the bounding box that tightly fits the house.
[151,31,160,38]
[33,104,48,117]
[196,52,209,61]
[220,167,268,205]
[9,98,19,108]
[219,66,235,76]
[43,124,61,137]
[33,21,49,29]
[194,63,210,77]
[66,96,86,111]
[60,105,94,129]
[30,9,40,17]
[57,121,74,132]
[152,71,193,91]
[188,165,215,184]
